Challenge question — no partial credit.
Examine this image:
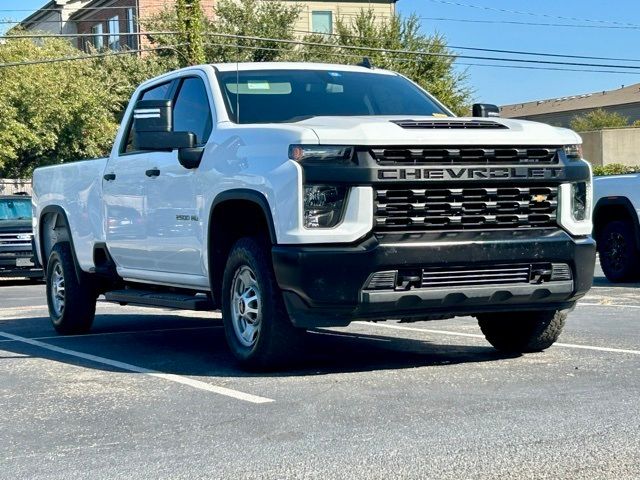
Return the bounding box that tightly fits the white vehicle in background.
[593,173,640,282]
[32,62,595,369]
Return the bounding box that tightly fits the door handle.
[145,168,160,178]
[103,173,116,181]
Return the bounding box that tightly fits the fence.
[0,179,32,195]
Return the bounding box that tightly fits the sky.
[3,0,640,105]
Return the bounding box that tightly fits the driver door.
[144,74,214,276]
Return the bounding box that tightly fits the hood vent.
[392,119,508,130]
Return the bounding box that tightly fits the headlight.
[304,185,347,228]
[558,179,592,236]
[289,145,355,164]
[571,182,588,221]
[563,144,583,160]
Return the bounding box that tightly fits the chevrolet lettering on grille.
[377,167,564,181]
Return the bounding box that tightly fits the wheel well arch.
[207,190,277,304]
[593,197,640,249]
[39,206,74,273]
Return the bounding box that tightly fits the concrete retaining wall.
[579,127,640,166]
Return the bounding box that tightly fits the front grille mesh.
[421,265,531,288]
[371,146,560,165]
[374,185,558,231]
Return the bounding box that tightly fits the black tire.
[598,220,640,283]
[477,310,567,353]
[221,237,303,370]
[46,242,96,335]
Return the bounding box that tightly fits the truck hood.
[296,116,581,146]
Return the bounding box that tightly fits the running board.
[104,289,214,311]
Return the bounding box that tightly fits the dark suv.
[0,194,42,279]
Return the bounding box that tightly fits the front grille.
[371,146,560,165]
[374,185,558,231]
[0,233,32,247]
[421,265,531,288]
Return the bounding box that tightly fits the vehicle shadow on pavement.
[0,313,517,378]
[592,275,640,288]
[0,278,44,286]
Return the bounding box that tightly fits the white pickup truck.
[33,62,595,369]
[593,174,640,282]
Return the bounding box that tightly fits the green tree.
[0,37,169,177]
[570,109,629,132]
[205,0,302,62]
[176,0,206,67]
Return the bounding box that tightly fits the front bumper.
[272,228,596,328]
[0,246,42,277]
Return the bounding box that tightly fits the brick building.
[19,0,397,52]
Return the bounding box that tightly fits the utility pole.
[176,0,206,67]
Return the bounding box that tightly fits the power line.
[292,29,640,64]
[0,44,188,68]
[1,34,638,75]
[419,16,640,30]
[202,40,640,75]
[200,31,640,71]
[10,29,640,66]
[424,0,640,28]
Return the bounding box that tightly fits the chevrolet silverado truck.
[0,194,42,279]
[32,62,595,369]
[593,173,640,282]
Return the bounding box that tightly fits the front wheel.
[477,310,567,353]
[46,242,96,335]
[221,237,303,370]
[598,220,640,283]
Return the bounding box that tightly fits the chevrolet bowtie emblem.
[532,194,548,203]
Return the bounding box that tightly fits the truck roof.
[211,61,397,75]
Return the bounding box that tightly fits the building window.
[108,15,120,50]
[127,8,137,49]
[311,11,333,34]
[91,23,104,50]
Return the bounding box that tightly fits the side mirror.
[178,147,205,169]
[132,100,196,151]
[472,103,500,118]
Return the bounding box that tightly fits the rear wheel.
[221,237,303,370]
[598,220,640,282]
[46,242,96,334]
[477,310,567,353]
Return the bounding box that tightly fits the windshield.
[216,69,450,123]
[0,198,32,221]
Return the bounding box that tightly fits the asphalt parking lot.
[1,264,639,480]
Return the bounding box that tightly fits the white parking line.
[579,302,640,309]
[0,325,224,343]
[0,331,274,404]
[355,322,640,356]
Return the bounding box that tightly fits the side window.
[122,81,172,153]
[173,77,213,145]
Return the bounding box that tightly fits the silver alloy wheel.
[230,265,262,347]
[50,262,65,317]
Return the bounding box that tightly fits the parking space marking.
[356,322,640,356]
[579,302,640,309]
[0,325,224,343]
[0,331,274,404]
